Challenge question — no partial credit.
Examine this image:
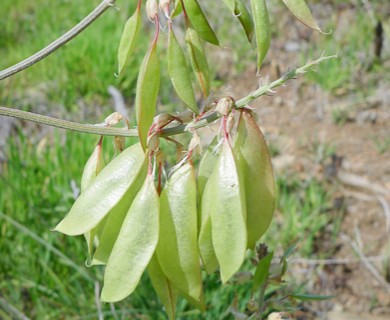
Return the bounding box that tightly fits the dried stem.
[0,55,337,138]
[0,0,116,81]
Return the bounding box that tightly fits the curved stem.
[236,54,338,107]
[0,0,116,81]
[0,107,138,137]
[0,55,337,138]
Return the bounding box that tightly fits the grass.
[0,0,148,109]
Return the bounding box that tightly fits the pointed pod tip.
[100,289,122,304]
[51,221,84,236]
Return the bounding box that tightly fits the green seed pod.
[117,2,142,75]
[156,162,203,302]
[202,141,247,283]
[80,138,105,192]
[168,25,199,114]
[90,157,148,265]
[185,26,210,97]
[54,143,146,236]
[197,143,219,274]
[234,109,275,249]
[80,137,105,258]
[148,256,178,320]
[101,175,160,302]
[250,0,271,71]
[183,0,219,46]
[136,39,160,150]
[282,0,324,33]
[222,0,254,43]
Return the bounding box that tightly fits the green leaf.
[252,251,273,293]
[222,0,254,43]
[101,175,159,302]
[156,163,203,302]
[117,4,141,75]
[185,27,210,97]
[250,0,270,70]
[197,144,219,274]
[136,41,160,150]
[90,157,148,265]
[290,293,334,301]
[54,143,146,236]
[202,142,247,283]
[183,0,219,46]
[168,26,198,114]
[148,255,178,320]
[234,110,275,249]
[282,0,324,33]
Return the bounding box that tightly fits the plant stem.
[0,0,116,81]
[236,54,338,108]
[257,283,267,319]
[0,107,138,137]
[0,55,337,138]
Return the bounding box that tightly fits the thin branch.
[342,232,390,292]
[290,255,387,266]
[0,107,138,137]
[0,297,30,320]
[0,55,338,138]
[0,0,116,81]
[235,54,338,108]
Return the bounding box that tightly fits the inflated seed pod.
[90,158,148,265]
[54,143,146,236]
[101,175,160,302]
[80,137,105,258]
[182,0,219,46]
[168,24,198,114]
[136,36,160,150]
[234,109,275,249]
[117,0,142,75]
[148,254,178,320]
[222,0,254,43]
[250,0,270,70]
[80,138,105,192]
[156,162,203,302]
[185,26,210,97]
[202,141,247,283]
[282,0,324,33]
[197,144,219,274]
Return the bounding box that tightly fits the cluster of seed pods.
[54,0,324,317]
[54,105,275,318]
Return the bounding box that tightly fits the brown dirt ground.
[212,3,390,319]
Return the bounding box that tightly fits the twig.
[109,303,119,320]
[0,55,337,138]
[290,256,387,266]
[95,281,104,320]
[0,107,138,137]
[342,232,390,292]
[0,297,30,320]
[337,170,390,196]
[342,190,390,235]
[377,196,390,234]
[0,0,116,81]
[235,54,338,108]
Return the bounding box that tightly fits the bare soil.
[212,3,390,318]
